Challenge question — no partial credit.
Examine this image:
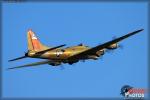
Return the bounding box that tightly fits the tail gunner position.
[8,29,144,70]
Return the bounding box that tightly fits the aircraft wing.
[67,29,144,60]
[7,60,54,70]
[8,44,66,62]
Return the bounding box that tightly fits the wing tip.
[131,28,144,35]
[136,28,144,33]
[8,60,13,62]
[139,28,144,32]
[6,68,14,70]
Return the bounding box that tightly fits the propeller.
[72,63,77,67]
[105,49,114,53]
[106,43,124,53]
[112,35,124,49]
[81,60,85,62]
[100,55,104,60]
[8,52,28,62]
[118,44,124,49]
[60,64,65,70]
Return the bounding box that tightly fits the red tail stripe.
[29,31,41,51]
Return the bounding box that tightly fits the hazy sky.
[2,2,148,98]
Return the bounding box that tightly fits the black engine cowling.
[106,43,118,49]
[96,49,105,57]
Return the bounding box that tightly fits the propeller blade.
[8,56,27,62]
[105,49,114,53]
[81,60,85,62]
[60,65,65,70]
[118,44,124,49]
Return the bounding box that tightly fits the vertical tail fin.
[27,29,49,52]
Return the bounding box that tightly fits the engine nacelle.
[87,55,99,60]
[106,43,118,49]
[96,49,105,56]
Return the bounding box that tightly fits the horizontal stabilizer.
[35,44,66,54]
[7,60,51,70]
[8,56,27,62]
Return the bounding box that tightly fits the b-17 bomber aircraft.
[8,29,144,70]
